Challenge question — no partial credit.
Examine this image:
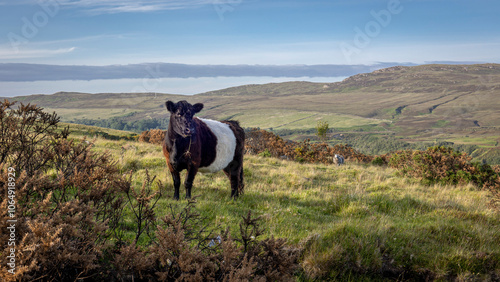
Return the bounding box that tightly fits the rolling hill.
[4,63,500,155]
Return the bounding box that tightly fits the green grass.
[227,109,388,131]
[61,122,138,140]
[45,108,134,120]
[83,129,500,280]
[432,119,450,128]
[447,135,499,147]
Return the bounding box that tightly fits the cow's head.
[166,100,204,138]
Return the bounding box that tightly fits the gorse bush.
[0,100,69,176]
[0,100,127,280]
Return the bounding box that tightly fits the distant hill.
[4,63,500,158]
[0,62,395,81]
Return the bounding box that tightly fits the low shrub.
[138,129,166,145]
[371,156,385,166]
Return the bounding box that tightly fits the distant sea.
[0,76,346,97]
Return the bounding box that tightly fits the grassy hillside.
[64,123,500,280]
[2,101,499,280]
[4,63,500,159]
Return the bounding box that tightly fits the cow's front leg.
[185,166,198,199]
[170,170,181,200]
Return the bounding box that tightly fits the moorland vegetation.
[1,101,499,281]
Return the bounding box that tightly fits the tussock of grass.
[88,135,500,280]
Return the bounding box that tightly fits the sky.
[1,0,500,95]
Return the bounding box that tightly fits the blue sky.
[1,0,500,95]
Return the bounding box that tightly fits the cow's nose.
[184,128,191,135]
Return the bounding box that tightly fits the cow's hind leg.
[224,164,241,199]
[235,152,244,196]
[238,166,244,195]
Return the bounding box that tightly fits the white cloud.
[56,0,218,14]
[0,0,220,14]
[0,0,34,5]
[0,46,76,59]
[30,34,132,46]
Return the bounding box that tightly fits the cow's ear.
[193,103,204,113]
[166,101,176,113]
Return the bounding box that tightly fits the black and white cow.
[162,100,245,200]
